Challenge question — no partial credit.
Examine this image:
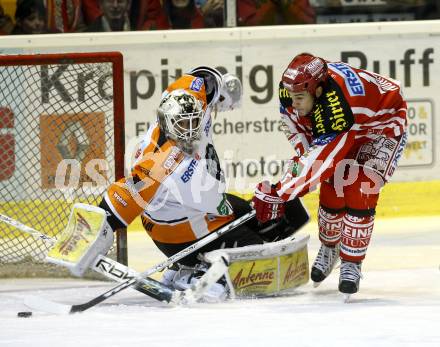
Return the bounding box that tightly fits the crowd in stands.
[0,0,438,35]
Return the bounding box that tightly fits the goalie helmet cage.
[0,52,126,277]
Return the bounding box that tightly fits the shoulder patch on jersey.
[328,62,365,97]
[190,77,204,92]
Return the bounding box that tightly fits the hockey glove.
[252,181,286,223]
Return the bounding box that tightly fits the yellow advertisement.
[279,246,309,291]
[228,245,309,297]
[228,258,278,296]
[47,208,105,263]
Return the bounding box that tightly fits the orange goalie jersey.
[103,74,234,244]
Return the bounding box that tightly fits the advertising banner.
[1,22,439,194]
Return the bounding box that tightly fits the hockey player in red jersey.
[252,53,408,297]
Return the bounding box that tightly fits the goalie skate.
[311,243,339,287]
[168,263,228,303]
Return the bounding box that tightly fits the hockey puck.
[17,311,33,318]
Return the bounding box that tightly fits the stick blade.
[24,295,72,315]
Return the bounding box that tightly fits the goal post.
[0,52,126,277]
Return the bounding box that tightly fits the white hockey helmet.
[157,89,205,154]
[216,73,242,112]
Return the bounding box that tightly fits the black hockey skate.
[311,243,339,287]
[339,260,362,301]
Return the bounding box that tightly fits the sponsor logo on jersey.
[113,191,128,207]
[313,104,326,135]
[279,83,293,109]
[388,132,407,178]
[311,84,354,138]
[328,63,365,96]
[311,133,337,146]
[216,193,232,215]
[358,72,399,94]
[134,148,142,159]
[180,159,199,183]
[163,146,182,170]
[190,77,204,92]
[374,75,398,92]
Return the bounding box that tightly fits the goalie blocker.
[46,203,114,277]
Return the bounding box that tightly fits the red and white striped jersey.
[278,62,408,201]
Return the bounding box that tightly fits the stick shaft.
[0,213,56,243]
[69,210,256,313]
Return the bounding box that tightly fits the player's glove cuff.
[252,181,285,223]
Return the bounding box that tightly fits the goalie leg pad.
[205,235,310,298]
[46,203,114,277]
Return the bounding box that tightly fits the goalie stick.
[48,210,254,314]
[24,254,229,314]
[0,213,56,244]
[0,212,177,303]
[1,210,253,313]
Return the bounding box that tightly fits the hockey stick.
[0,213,56,244]
[24,210,255,314]
[1,213,230,310]
[0,213,176,303]
[25,253,229,314]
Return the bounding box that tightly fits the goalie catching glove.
[252,181,286,223]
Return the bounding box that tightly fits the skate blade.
[312,281,321,288]
[342,293,351,303]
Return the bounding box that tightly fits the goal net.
[0,52,126,277]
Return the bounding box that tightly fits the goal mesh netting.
[0,52,125,277]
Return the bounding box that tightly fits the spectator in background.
[12,0,48,34]
[197,0,224,27]
[87,0,133,31]
[414,0,440,19]
[238,0,315,26]
[46,0,101,33]
[138,0,208,30]
[0,4,14,34]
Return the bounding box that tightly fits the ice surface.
[0,217,439,347]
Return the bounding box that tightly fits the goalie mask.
[216,73,242,112]
[157,89,205,154]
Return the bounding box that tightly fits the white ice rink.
[1,216,439,347]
